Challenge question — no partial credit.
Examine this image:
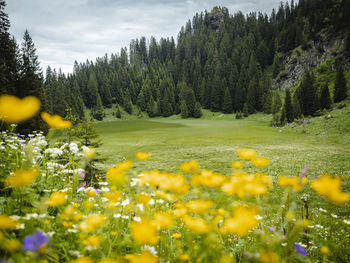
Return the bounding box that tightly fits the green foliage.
[180,100,189,118]
[193,101,202,118]
[333,62,347,103]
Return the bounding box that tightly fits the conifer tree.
[222,87,233,113]
[333,62,347,103]
[193,102,202,118]
[243,103,249,117]
[284,89,293,122]
[320,84,331,109]
[91,94,104,121]
[180,100,189,118]
[292,92,302,120]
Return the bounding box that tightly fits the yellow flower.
[47,192,67,207]
[172,232,182,239]
[311,174,349,205]
[99,259,122,263]
[191,170,226,188]
[182,215,211,234]
[125,250,158,263]
[87,189,96,197]
[41,112,72,129]
[179,254,190,260]
[104,191,121,202]
[83,147,96,160]
[260,250,279,263]
[152,212,174,229]
[0,215,18,230]
[180,160,200,173]
[82,235,101,248]
[5,239,21,252]
[106,161,132,186]
[79,214,107,232]
[130,218,159,245]
[236,149,257,160]
[320,246,329,254]
[232,161,243,170]
[0,95,40,123]
[135,152,151,161]
[186,200,213,214]
[277,176,302,191]
[220,206,259,236]
[71,257,93,263]
[137,194,152,205]
[251,157,270,168]
[4,166,39,188]
[62,221,73,228]
[219,255,236,263]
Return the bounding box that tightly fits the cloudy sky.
[6,0,283,74]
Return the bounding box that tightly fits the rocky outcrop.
[272,30,348,90]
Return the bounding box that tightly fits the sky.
[6,0,283,74]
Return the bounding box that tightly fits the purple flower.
[16,133,21,137]
[22,231,49,251]
[294,243,308,256]
[268,226,275,232]
[80,171,86,179]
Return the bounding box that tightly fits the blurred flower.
[5,239,21,252]
[311,174,349,205]
[4,166,39,188]
[294,243,308,256]
[179,254,190,260]
[135,152,151,161]
[71,257,93,263]
[125,250,158,263]
[236,149,257,160]
[137,194,152,205]
[220,206,259,236]
[180,160,200,173]
[320,246,329,254]
[0,215,18,229]
[22,231,49,252]
[219,254,236,263]
[130,218,158,245]
[182,215,211,234]
[251,157,270,168]
[47,192,67,207]
[106,161,132,186]
[82,235,101,248]
[186,200,213,214]
[232,161,243,170]
[152,212,174,229]
[82,146,96,160]
[79,214,107,232]
[260,251,279,263]
[172,232,182,239]
[277,176,302,191]
[0,95,40,123]
[99,259,122,263]
[41,112,72,129]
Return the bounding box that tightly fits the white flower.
[331,214,338,218]
[142,245,157,255]
[113,213,122,218]
[121,198,130,206]
[344,219,350,225]
[319,208,327,213]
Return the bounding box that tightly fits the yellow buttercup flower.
[137,194,152,205]
[260,250,279,263]
[4,166,39,188]
[5,239,21,253]
[182,215,211,234]
[0,215,18,230]
[179,254,190,260]
[320,246,329,254]
[130,218,159,245]
[104,191,121,202]
[236,149,257,160]
[99,259,122,263]
[152,212,174,229]
[311,174,349,205]
[277,176,302,191]
[0,95,40,123]
[135,152,151,161]
[79,214,107,232]
[232,161,243,170]
[41,112,72,129]
[186,200,213,214]
[47,192,67,207]
[251,157,270,168]
[106,161,132,186]
[71,257,93,263]
[82,235,101,248]
[191,170,226,188]
[125,250,158,263]
[172,232,182,239]
[220,206,259,236]
[180,160,200,173]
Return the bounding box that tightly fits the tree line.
[1,0,350,133]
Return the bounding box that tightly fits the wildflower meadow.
[0,94,350,262]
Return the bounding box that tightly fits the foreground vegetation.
[1,94,350,262]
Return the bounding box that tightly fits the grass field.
[95,110,350,179]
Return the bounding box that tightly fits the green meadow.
[95,108,350,179]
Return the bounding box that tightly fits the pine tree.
[180,100,189,118]
[222,87,233,113]
[193,102,202,118]
[292,92,302,119]
[284,89,293,122]
[115,104,121,119]
[243,103,249,117]
[320,84,331,109]
[333,62,347,103]
[85,72,99,108]
[91,94,104,121]
[272,92,282,114]
[279,107,286,125]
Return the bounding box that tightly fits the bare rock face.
[272,30,348,90]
